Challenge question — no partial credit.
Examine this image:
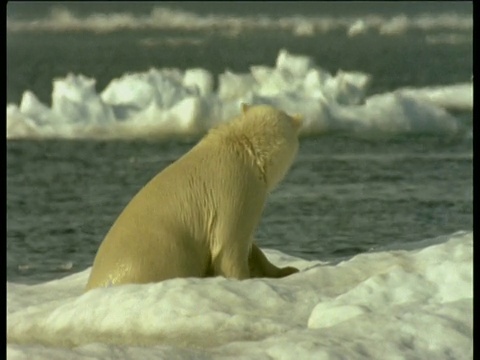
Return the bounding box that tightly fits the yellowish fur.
[86,104,302,290]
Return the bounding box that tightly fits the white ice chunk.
[218,71,256,100]
[5,50,469,139]
[183,68,214,96]
[276,49,315,77]
[52,74,115,124]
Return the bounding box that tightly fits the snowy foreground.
[7,231,472,359]
[6,50,472,140]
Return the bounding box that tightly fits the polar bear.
[86,104,302,290]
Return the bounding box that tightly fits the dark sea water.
[7,135,472,284]
[7,2,473,104]
[6,2,473,284]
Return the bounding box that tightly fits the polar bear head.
[229,104,303,190]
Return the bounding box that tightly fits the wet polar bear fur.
[86,104,302,290]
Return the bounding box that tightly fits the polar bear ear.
[241,103,251,114]
[291,113,304,129]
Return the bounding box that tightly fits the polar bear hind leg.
[249,243,299,278]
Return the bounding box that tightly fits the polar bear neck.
[217,120,288,189]
[235,129,293,191]
[205,107,298,192]
[233,132,269,184]
[204,121,273,186]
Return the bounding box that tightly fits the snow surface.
[6,50,472,140]
[7,231,473,359]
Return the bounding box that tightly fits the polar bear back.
[86,137,266,288]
